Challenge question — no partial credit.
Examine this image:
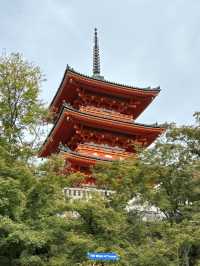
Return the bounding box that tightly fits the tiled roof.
[49,65,161,109]
[66,65,161,92]
[59,144,113,162]
[62,103,161,128]
[40,104,164,152]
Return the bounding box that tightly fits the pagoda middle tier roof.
[49,66,161,118]
[39,104,165,157]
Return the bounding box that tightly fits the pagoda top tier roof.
[49,65,161,115]
[65,65,160,92]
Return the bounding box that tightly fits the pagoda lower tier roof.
[49,66,161,118]
[39,105,165,157]
[60,146,113,167]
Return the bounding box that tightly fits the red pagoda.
[39,29,164,183]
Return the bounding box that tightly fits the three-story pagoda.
[39,29,165,182]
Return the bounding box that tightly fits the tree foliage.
[0,53,47,160]
[0,53,199,265]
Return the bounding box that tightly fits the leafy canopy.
[0,53,200,265]
[0,53,47,160]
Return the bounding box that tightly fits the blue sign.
[87,252,119,261]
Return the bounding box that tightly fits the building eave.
[39,104,165,157]
[49,65,161,112]
[60,147,113,165]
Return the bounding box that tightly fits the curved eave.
[62,104,165,131]
[49,66,161,115]
[60,150,113,166]
[39,105,165,157]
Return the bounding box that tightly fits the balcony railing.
[64,187,115,199]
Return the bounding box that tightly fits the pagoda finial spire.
[93,28,104,79]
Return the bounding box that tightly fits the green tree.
[89,116,200,265]
[0,53,46,160]
[0,146,72,266]
[0,114,199,265]
[1,52,200,265]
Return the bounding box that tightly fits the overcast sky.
[1,0,199,125]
